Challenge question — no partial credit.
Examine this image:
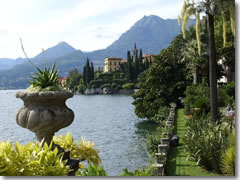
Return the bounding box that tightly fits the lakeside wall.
[81,88,138,95]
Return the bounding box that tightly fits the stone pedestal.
[16,91,74,145]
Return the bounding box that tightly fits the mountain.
[85,15,195,59]
[0,58,27,70]
[0,41,75,71]
[34,41,76,60]
[105,15,189,57]
[0,15,195,89]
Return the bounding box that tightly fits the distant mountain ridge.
[34,41,76,60]
[0,58,26,70]
[0,15,195,89]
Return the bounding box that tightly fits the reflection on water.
[135,120,159,136]
[0,90,155,176]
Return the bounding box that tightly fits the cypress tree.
[127,51,133,81]
[139,49,143,73]
[139,49,143,64]
[135,52,139,79]
[145,59,150,70]
[85,58,90,83]
[90,62,94,81]
[83,66,86,84]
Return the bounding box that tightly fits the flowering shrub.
[0,133,102,176]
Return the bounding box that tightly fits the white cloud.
[0,0,182,58]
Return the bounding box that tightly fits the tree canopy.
[132,34,190,119]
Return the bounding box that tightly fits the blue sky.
[0,0,183,58]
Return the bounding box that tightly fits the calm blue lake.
[0,90,150,176]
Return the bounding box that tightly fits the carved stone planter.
[16,91,74,145]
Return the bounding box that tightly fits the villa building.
[143,54,154,63]
[104,43,155,73]
[104,57,127,72]
[58,77,68,88]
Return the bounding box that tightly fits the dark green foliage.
[90,71,128,89]
[144,60,150,70]
[100,83,111,89]
[120,167,153,176]
[111,83,119,91]
[82,58,95,85]
[146,132,163,154]
[133,34,190,119]
[127,51,134,81]
[139,49,143,72]
[151,106,170,123]
[90,62,95,81]
[76,165,108,176]
[83,66,86,84]
[134,53,139,78]
[77,82,86,94]
[112,79,128,86]
[193,97,210,114]
[218,81,235,108]
[184,82,210,114]
[85,58,91,83]
[221,131,235,176]
[146,126,172,154]
[122,83,134,90]
[184,114,231,173]
[68,69,82,90]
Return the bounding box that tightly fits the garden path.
[165,109,219,176]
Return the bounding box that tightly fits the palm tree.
[179,0,235,121]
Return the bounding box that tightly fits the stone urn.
[16,91,74,145]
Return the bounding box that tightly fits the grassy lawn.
[165,109,220,176]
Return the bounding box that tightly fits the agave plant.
[28,63,62,91]
[20,38,63,91]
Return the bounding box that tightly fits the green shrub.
[100,83,111,89]
[151,106,170,124]
[111,83,119,91]
[112,79,128,86]
[53,133,101,166]
[0,133,101,176]
[77,83,86,94]
[221,131,235,176]
[90,79,108,88]
[0,141,68,176]
[218,82,235,108]
[76,164,107,176]
[184,114,231,173]
[146,132,163,154]
[120,167,153,176]
[184,82,209,114]
[193,97,210,114]
[122,83,134,90]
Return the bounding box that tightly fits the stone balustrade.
[153,103,176,176]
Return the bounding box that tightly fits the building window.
[110,62,111,66]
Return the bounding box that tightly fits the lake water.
[0,90,151,176]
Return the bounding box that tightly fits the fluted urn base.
[16,91,74,145]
